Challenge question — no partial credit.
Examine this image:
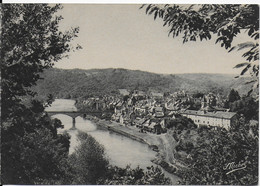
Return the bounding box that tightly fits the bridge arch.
[46,111,85,129]
[46,110,104,129]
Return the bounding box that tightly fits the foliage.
[176,125,258,185]
[228,89,241,103]
[1,4,79,184]
[142,4,259,97]
[193,92,204,98]
[102,165,171,185]
[68,132,109,184]
[66,132,171,185]
[229,96,259,121]
[33,68,242,100]
[166,115,197,130]
[1,4,80,107]
[1,103,71,184]
[225,89,258,121]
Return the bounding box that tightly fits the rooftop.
[181,110,237,119]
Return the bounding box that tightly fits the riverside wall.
[85,116,185,178]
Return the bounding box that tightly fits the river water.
[46,99,179,183]
[46,99,156,169]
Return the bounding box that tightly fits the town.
[3,3,259,185]
[76,89,240,133]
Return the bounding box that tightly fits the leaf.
[228,46,236,53]
[233,62,250,69]
[247,89,253,95]
[215,37,223,44]
[146,4,152,14]
[240,64,251,75]
[251,32,259,39]
[160,10,164,18]
[237,42,255,51]
[245,79,257,84]
[154,11,158,20]
[139,4,146,9]
[225,43,231,49]
[149,6,158,15]
[248,27,254,36]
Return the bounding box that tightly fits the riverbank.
[85,116,185,181]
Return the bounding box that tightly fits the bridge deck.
[45,110,106,118]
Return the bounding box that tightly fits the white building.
[181,110,237,130]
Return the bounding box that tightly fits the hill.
[32,68,251,99]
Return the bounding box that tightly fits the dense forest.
[32,68,251,100]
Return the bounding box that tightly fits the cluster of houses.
[80,89,238,133]
[181,93,238,130]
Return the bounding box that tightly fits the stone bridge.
[46,111,102,129]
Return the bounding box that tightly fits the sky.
[54,4,252,75]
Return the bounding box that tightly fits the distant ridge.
[32,68,251,99]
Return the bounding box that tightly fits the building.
[180,110,237,130]
[150,92,164,98]
[154,107,164,118]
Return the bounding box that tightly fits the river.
[46,99,156,169]
[46,99,179,183]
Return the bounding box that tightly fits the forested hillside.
[32,68,250,99]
